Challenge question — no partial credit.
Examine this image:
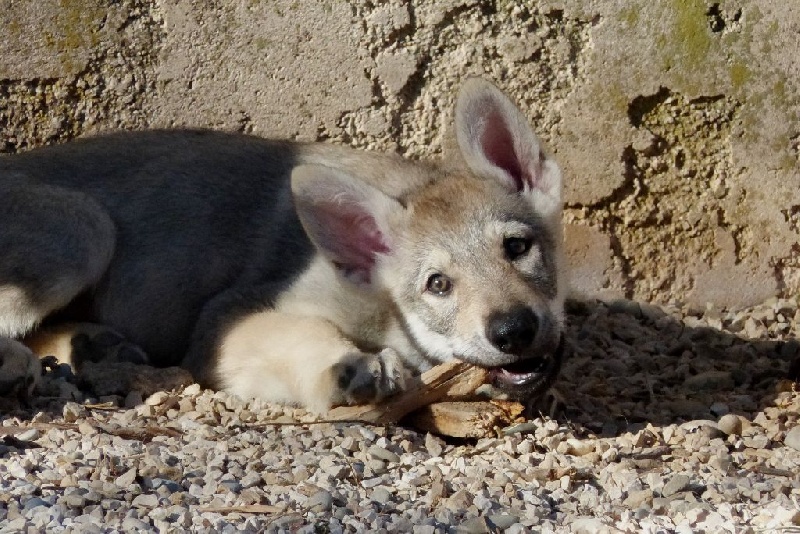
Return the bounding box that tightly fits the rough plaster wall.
[0,0,163,150]
[1,0,798,308]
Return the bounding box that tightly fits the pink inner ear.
[481,109,530,192]
[317,201,390,284]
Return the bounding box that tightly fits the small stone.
[709,455,732,473]
[240,472,261,489]
[623,489,653,508]
[366,459,387,475]
[116,468,137,488]
[361,477,384,488]
[16,428,40,442]
[219,480,242,493]
[487,514,519,530]
[2,519,26,532]
[681,420,724,440]
[784,426,800,451]
[446,489,473,510]
[77,422,96,436]
[367,444,401,464]
[717,414,743,436]
[743,434,770,449]
[63,402,86,422]
[571,517,614,533]
[122,517,151,531]
[772,506,800,526]
[307,490,333,513]
[456,516,492,533]
[183,383,202,396]
[62,494,87,508]
[662,474,691,497]
[425,433,444,456]
[371,487,393,505]
[131,493,159,508]
[566,438,595,456]
[145,391,169,406]
[22,497,49,511]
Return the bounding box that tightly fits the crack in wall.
[566,87,743,302]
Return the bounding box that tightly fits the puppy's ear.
[291,165,403,287]
[455,78,562,218]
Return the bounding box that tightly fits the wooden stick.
[198,504,283,515]
[406,400,525,438]
[326,361,488,424]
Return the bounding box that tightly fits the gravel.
[1,297,799,532]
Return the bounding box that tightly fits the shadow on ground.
[1,298,797,442]
[544,299,797,437]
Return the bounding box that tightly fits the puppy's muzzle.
[487,332,565,400]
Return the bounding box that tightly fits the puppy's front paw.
[330,348,407,406]
[0,338,41,400]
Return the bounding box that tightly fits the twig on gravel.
[243,419,370,429]
[0,420,182,442]
[0,423,76,435]
[750,466,798,478]
[94,423,183,441]
[198,504,284,515]
[623,445,673,460]
[325,361,489,424]
[85,402,123,411]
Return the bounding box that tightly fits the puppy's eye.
[504,237,532,260]
[426,273,453,296]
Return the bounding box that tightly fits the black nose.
[486,307,538,355]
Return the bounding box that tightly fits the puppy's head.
[383,171,565,399]
[292,78,566,400]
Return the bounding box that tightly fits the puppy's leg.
[23,322,149,371]
[198,311,407,413]
[0,181,115,394]
[0,181,115,337]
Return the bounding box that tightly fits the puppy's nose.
[486,307,538,355]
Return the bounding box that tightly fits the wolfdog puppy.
[0,79,565,411]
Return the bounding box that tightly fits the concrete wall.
[1,0,798,308]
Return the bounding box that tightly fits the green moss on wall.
[45,0,106,72]
[668,0,712,71]
[729,61,752,92]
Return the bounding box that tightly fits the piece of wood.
[326,361,488,424]
[406,400,525,438]
[198,504,284,515]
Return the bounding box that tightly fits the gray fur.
[1,131,310,364]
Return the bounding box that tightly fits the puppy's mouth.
[486,334,565,399]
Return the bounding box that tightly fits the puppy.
[0,79,566,411]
